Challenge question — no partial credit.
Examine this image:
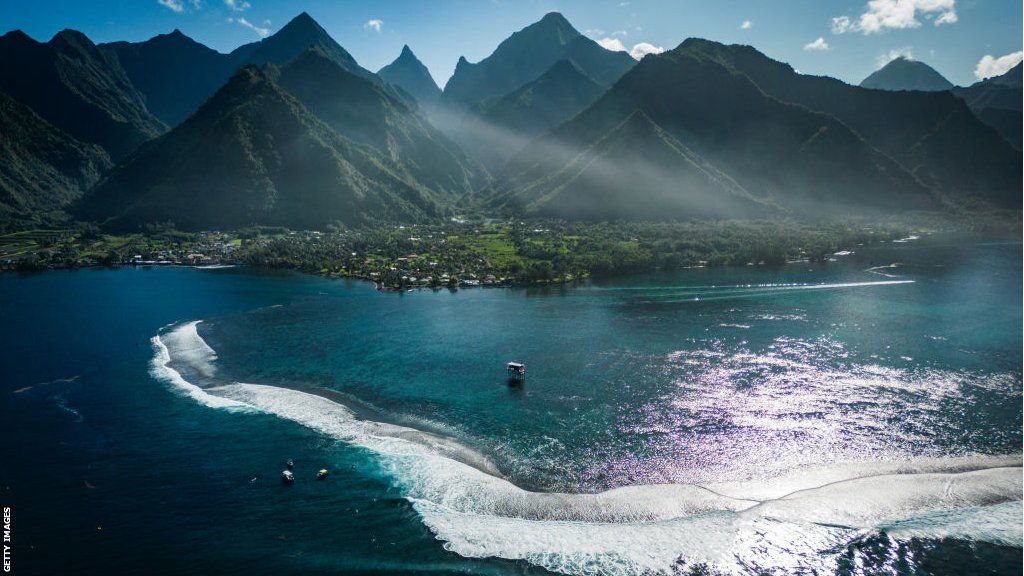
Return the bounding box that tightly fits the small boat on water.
[281,470,295,484]
[316,469,329,480]
[506,361,525,385]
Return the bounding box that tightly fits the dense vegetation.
[0,92,111,228]
[75,66,449,230]
[0,11,1020,276]
[440,12,635,110]
[459,58,606,172]
[7,214,1017,289]
[0,29,165,161]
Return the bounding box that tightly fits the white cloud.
[585,28,605,37]
[597,37,626,51]
[831,0,957,35]
[876,47,914,67]
[597,38,663,60]
[974,51,1024,80]
[224,0,250,12]
[804,37,830,51]
[230,16,270,37]
[158,0,184,13]
[740,20,753,30]
[364,19,383,32]
[612,29,628,37]
[630,42,663,60]
[831,16,852,34]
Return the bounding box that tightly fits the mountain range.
[0,11,1020,231]
[457,58,606,172]
[99,12,385,129]
[77,66,443,230]
[441,12,636,111]
[273,46,484,198]
[953,63,1023,150]
[0,29,165,161]
[486,40,942,218]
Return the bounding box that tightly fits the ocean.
[2,236,1021,575]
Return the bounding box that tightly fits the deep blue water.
[2,237,1021,575]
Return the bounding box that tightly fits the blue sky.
[2,0,1021,87]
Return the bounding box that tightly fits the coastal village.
[0,223,564,288]
[0,217,950,289]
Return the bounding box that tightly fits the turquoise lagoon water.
[2,237,1021,575]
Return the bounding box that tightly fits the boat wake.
[151,321,1023,575]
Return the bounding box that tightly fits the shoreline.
[5,222,1018,290]
[0,238,920,291]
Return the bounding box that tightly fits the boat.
[506,361,525,384]
[281,470,295,484]
[286,459,294,469]
[316,469,329,480]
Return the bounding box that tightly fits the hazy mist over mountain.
[0,9,1019,230]
[1,6,1022,575]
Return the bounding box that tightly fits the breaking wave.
[150,321,1022,575]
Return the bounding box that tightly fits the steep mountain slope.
[275,47,485,198]
[954,63,1022,110]
[989,62,1023,88]
[0,29,165,160]
[488,110,768,219]
[953,63,1022,149]
[77,67,441,231]
[378,45,442,109]
[459,59,606,171]
[972,107,1022,150]
[99,12,398,129]
[859,57,953,91]
[670,39,1019,206]
[442,12,634,110]
[475,59,605,139]
[231,12,374,78]
[0,90,112,227]
[101,29,236,127]
[489,48,939,219]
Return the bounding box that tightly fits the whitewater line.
[149,320,1023,576]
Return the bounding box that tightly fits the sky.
[1,0,1021,87]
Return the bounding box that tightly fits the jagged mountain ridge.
[275,47,486,198]
[458,58,607,172]
[76,66,443,230]
[0,29,165,161]
[487,43,942,219]
[101,29,238,127]
[442,12,635,110]
[378,45,443,109]
[666,39,1020,206]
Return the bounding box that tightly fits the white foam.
[158,320,218,378]
[210,383,1021,575]
[150,323,249,411]
[214,382,748,522]
[885,500,1024,547]
[152,323,1024,575]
